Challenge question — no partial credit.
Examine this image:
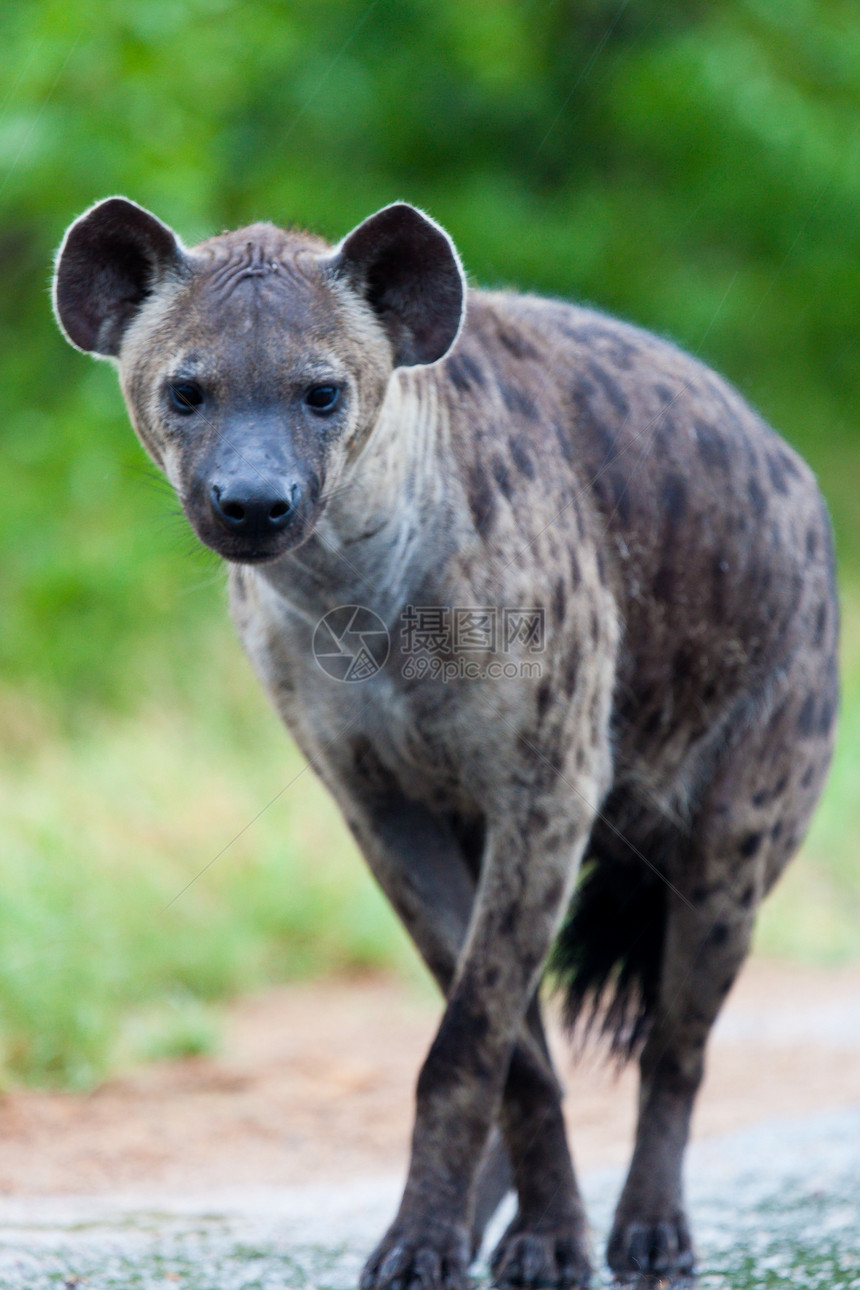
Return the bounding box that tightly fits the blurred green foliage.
[3,0,860,708]
[1,0,860,1082]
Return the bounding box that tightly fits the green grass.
[0,621,409,1088]
[0,581,858,1089]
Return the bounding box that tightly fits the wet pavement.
[0,1106,858,1289]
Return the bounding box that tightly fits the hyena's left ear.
[53,197,188,357]
[324,202,465,367]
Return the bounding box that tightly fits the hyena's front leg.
[320,757,589,1280]
[490,998,591,1290]
[359,794,597,1290]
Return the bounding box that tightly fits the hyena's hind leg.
[607,668,838,1279]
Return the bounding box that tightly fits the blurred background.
[1,0,859,1088]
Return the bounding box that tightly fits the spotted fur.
[53,198,838,1288]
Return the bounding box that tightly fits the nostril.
[210,483,247,529]
[210,481,299,536]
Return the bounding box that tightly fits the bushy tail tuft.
[548,853,668,1061]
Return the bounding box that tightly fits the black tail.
[548,847,668,1061]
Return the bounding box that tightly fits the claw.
[491,1221,592,1289]
[607,1213,695,1279]
[361,1224,470,1290]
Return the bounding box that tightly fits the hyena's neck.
[258,367,458,619]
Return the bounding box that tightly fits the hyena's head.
[53,199,464,563]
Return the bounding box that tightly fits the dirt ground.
[0,958,857,1197]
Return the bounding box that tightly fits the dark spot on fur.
[595,549,607,585]
[467,462,496,538]
[661,472,688,527]
[536,680,553,721]
[770,821,783,840]
[552,578,566,627]
[571,376,616,461]
[748,476,767,516]
[766,452,790,495]
[587,359,629,418]
[590,609,600,645]
[694,420,732,472]
[530,803,552,831]
[740,884,755,907]
[800,766,815,789]
[751,788,769,808]
[594,468,632,527]
[564,322,639,369]
[643,707,665,737]
[691,884,710,904]
[509,436,536,479]
[497,326,540,362]
[672,645,696,683]
[818,697,836,736]
[708,921,730,947]
[564,645,579,696]
[543,875,564,910]
[501,382,537,420]
[491,453,513,502]
[501,900,519,937]
[796,693,817,736]
[738,832,762,859]
[653,563,675,602]
[553,420,576,465]
[780,449,800,478]
[806,527,818,559]
[813,601,827,647]
[570,552,581,589]
[446,351,485,394]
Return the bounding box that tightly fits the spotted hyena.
[53,198,838,1287]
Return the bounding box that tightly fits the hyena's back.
[447,291,837,776]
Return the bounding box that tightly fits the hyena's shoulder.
[436,286,823,555]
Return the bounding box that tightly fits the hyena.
[53,198,838,1287]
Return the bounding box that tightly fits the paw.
[607,1213,694,1280]
[360,1221,471,1290]
[491,1219,592,1288]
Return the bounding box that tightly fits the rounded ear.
[53,197,188,357]
[325,203,465,367]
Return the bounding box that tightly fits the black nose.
[209,480,298,538]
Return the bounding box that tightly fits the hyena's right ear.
[53,197,188,357]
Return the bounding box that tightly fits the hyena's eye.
[167,380,204,414]
[305,384,340,414]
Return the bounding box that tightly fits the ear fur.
[53,197,188,357]
[325,202,465,367]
